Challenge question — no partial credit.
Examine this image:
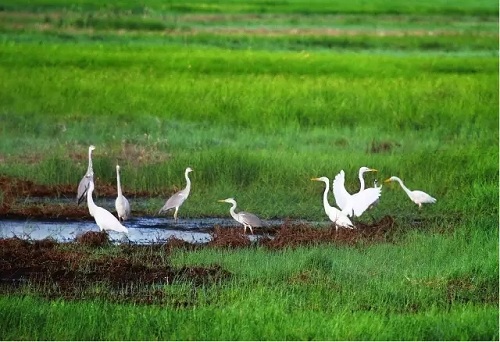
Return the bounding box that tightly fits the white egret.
[115,165,131,221]
[384,176,436,208]
[87,181,128,234]
[332,167,381,217]
[311,177,353,229]
[158,167,193,221]
[77,145,95,205]
[218,198,264,234]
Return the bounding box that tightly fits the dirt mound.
[75,231,110,247]
[201,216,396,250]
[261,216,395,249]
[209,226,252,248]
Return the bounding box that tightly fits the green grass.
[1,224,498,340]
[0,0,498,15]
[0,43,497,218]
[0,0,498,339]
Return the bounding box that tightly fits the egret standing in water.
[332,167,381,217]
[87,181,128,234]
[311,177,353,229]
[158,167,193,221]
[218,198,264,234]
[384,176,436,208]
[115,165,131,221]
[77,145,95,205]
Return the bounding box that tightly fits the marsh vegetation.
[0,0,498,340]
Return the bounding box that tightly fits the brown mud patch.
[0,236,229,305]
[0,175,153,219]
[208,216,396,250]
[1,216,398,304]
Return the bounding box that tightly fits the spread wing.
[351,187,382,217]
[332,170,351,211]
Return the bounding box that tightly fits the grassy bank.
[0,223,498,340]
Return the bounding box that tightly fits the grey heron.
[158,167,193,221]
[218,198,264,234]
[77,145,95,205]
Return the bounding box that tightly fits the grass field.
[0,0,498,340]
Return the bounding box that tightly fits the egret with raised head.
[332,167,381,217]
[115,165,131,221]
[87,181,128,234]
[311,177,353,229]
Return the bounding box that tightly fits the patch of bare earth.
[0,175,154,219]
[0,217,403,304]
[0,237,230,305]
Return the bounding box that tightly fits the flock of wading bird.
[78,145,437,236]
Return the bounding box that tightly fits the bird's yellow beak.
[217,199,225,203]
[384,178,392,183]
[371,169,378,172]
[311,177,319,181]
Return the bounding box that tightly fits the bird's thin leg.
[243,225,246,234]
[249,226,254,235]
[174,207,178,222]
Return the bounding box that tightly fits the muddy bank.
[0,217,397,304]
[0,175,155,220]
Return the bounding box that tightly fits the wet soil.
[0,216,398,304]
[0,235,228,306]
[0,175,154,219]
[0,175,402,305]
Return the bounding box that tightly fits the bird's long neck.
[86,148,94,176]
[358,169,366,192]
[321,179,332,211]
[395,177,412,196]
[184,171,191,194]
[228,201,238,221]
[86,184,98,213]
[116,169,123,197]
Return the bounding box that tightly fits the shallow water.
[0,217,288,244]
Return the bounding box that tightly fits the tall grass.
[0,0,498,15]
[0,43,497,218]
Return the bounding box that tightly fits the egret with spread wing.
[159,167,193,221]
[87,181,128,234]
[332,167,381,217]
[311,177,353,229]
[384,176,436,208]
[218,198,264,234]
[77,145,95,206]
[115,165,131,221]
